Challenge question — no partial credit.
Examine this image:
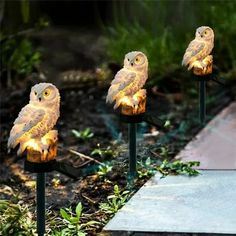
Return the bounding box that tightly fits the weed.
[97,162,113,177]
[159,146,170,159]
[71,128,94,141]
[91,144,114,159]
[99,185,130,215]
[53,202,99,236]
[137,157,157,178]
[0,199,36,235]
[158,159,200,177]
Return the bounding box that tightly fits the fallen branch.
[68,149,102,165]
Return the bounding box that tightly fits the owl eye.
[204,31,208,35]
[43,89,50,97]
[127,58,130,61]
[135,56,141,64]
[34,91,37,96]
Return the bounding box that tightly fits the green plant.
[0,199,36,235]
[91,144,114,159]
[103,0,185,80]
[158,159,200,177]
[1,38,41,76]
[159,146,170,159]
[104,0,236,83]
[53,202,99,236]
[99,185,130,215]
[71,128,94,141]
[1,0,49,87]
[97,162,113,177]
[137,157,157,178]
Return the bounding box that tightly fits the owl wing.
[106,69,136,104]
[8,105,45,149]
[182,39,205,66]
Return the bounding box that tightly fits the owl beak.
[38,96,42,102]
[130,62,134,66]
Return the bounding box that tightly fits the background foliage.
[104,0,236,79]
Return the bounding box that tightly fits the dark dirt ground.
[1,27,236,235]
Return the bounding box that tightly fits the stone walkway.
[177,102,236,169]
[104,102,236,235]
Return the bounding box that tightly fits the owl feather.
[106,69,136,104]
[8,106,45,149]
[182,40,205,68]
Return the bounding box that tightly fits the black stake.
[199,80,206,125]
[128,123,137,185]
[120,113,167,187]
[37,173,45,236]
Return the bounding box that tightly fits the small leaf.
[75,202,82,220]
[78,232,86,236]
[114,185,119,194]
[60,208,70,221]
[145,157,152,166]
[81,220,100,227]
[72,129,81,138]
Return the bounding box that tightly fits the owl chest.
[128,74,145,93]
[31,110,58,138]
[45,109,59,129]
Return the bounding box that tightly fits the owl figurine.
[8,83,60,157]
[106,51,148,110]
[182,26,214,73]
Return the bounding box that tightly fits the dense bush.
[104,0,236,79]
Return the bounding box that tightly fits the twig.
[75,160,91,168]
[68,149,102,165]
[81,193,97,205]
[150,150,162,159]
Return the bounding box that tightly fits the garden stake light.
[106,51,148,186]
[182,26,214,125]
[106,51,167,186]
[8,83,60,236]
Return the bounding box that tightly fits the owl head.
[195,26,214,41]
[30,83,60,107]
[123,51,148,72]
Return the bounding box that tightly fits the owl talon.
[41,148,49,161]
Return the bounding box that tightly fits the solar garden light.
[7,83,60,236]
[182,26,223,125]
[106,51,166,186]
[7,83,101,235]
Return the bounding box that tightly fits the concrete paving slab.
[176,102,236,169]
[104,171,236,235]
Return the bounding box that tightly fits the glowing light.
[120,96,133,107]
[25,139,40,151]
